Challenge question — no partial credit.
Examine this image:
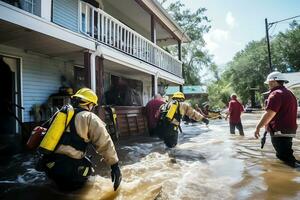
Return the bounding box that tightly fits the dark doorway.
[0,56,21,135]
[105,75,143,106]
[74,65,87,91]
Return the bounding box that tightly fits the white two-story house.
[0,0,190,139]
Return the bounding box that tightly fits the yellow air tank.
[39,104,74,154]
[166,101,178,121]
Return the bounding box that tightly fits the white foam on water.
[293,177,300,183]
[16,175,26,184]
[105,148,238,200]
[0,180,16,184]
[163,162,234,200]
[21,158,35,167]
[15,169,45,184]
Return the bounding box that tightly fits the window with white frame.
[23,0,35,13]
[19,0,40,15]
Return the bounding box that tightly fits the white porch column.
[90,45,103,92]
[90,53,96,92]
[41,0,52,21]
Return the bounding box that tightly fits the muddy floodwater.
[1,112,300,200]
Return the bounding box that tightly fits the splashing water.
[1,112,300,200]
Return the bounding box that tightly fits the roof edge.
[139,0,191,43]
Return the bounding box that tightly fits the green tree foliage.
[208,63,221,81]
[226,40,270,103]
[273,21,300,71]
[207,77,232,109]
[208,22,300,108]
[159,0,211,85]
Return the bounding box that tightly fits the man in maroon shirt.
[225,94,244,135]
[255,71,299,168]
[145,94,165,136]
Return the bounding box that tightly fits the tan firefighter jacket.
[168,101,205,126]
[55,110,119,166]
[180,102,205,121]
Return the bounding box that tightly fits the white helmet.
[264,71,289,84]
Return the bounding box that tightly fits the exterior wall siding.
[52,0,79,32]
[0,45,69,122]
[22,57,62,122]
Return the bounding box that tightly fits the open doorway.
[0,55,21,135]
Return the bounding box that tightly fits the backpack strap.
[58,108,88,152]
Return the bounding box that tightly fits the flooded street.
[1,112,300,200]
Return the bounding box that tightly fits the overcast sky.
[168,0,300,66]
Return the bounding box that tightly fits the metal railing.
[79,1,182,77]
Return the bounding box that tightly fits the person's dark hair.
[276,81,285,86]
[173,97,184,102]
[231,94,237,99]
[71,97,87,108]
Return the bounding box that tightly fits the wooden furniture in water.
[111,106,148,137]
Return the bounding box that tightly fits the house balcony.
[0,0,183,79]
[79,1,182,78]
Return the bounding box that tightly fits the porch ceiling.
[158,77,180,86]
[0,20,85,59]
[103,59,151,81]
[103,59,181,86]
[103,0,178,47]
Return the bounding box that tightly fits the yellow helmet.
[72,88,98,106]
[172,92,185,100]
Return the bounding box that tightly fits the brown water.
[1,112,300,200]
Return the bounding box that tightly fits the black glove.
[111,163,122,191]
[202,118,209,125]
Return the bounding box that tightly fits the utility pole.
[264,15,300,72]
[265,18,272,72]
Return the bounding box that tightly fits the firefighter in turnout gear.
[37,88,122,191]
[156,92,209,148]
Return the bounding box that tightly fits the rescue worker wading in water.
[156,92,209,148]
[37,88,122,191]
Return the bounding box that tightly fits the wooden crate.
[113,106,148,137]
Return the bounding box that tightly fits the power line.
[281,19,300,24]
[269,20,300,36]
[269,23,278,36]
[269,14,300,26]
[265,14,300,71]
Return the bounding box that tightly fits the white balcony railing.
[79,1,182,77]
